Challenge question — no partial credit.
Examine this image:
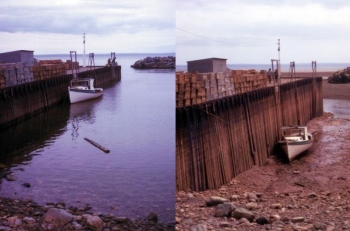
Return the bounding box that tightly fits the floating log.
[84,137,110,153]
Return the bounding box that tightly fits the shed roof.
[187,57,227,63]
[0,50,34,54]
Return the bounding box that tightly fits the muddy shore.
[176,79,350,230]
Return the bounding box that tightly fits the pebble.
[291,216,305,223]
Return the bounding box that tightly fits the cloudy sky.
[0,0,174,55]
[176,0,350,65]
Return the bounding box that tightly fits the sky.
[176,0,350,65]
[0,0,175,55]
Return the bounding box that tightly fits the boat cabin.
[281,126,308,141]
[70,78,95,90]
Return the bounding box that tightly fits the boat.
[68,78,103,104]
[278,125,314,161]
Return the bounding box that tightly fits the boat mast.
[83,33,86,67]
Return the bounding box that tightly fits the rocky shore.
[131,56,175,69]
[0,197,175,231]
[176,79,350,231]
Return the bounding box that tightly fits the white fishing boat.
[68,78,103,104]
[278,126,314,161]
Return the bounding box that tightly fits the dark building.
[187,57,227,73]
[0,50,35,66]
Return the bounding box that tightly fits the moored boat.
[68,78,103,104]
[278,125,314,161]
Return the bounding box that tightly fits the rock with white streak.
[231,207,255,222]
[206,196,229,206]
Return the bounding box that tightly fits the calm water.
[0,53,175,223]
[177,63,350,73]
[324,99,350,120]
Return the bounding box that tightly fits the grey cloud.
[0,1,174,35]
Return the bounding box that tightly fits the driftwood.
[84,137,110,153]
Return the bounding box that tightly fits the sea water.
[0,53,175,223]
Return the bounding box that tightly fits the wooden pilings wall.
[0,66,121,128]
[78,66,121,87]
[176,77,323,191]
[0,75,71,128]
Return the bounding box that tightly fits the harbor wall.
[0,66,121,128]
[176,77,323,191]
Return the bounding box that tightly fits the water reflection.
[0,105,69,162]
[70,99,100,139]
[0,105,70,183]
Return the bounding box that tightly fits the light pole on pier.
[277,39,280,78]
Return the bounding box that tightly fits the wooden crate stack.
[176,70,235,107]
[31,60,67,81]
[0,64,11,88]
[230,69,267,94]
[0,63,32,87]
[176,69,268,107]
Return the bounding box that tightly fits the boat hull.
[69,87,103,104]
[279,134,313,161]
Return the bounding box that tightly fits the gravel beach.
[176,77,350,231]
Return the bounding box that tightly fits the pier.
[0,66,121,128]
[176,76,323,191]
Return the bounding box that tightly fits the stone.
[214,202,236,217]
[246,202,258,210]
[44,208,73,225]
[186,193,195,199]
[271,203,283,209]
[147,212,158,222]
[269,214,281,222]
[22,183,31,188]
[313,222,327,230]
[7,216,22,228]
[5,174,17,181]
[230,195,239,201]
[256,216,269,225]
[291,216,305,223]
[23,217,35,224]
[72,221,83,230]
[308,192,317,198]
[82,214,105,231]
[206,196,229,206]
[190,224,207,231]
[219,221,231,227]
[247,193,258,202]
[231,207,255,222]
[0,226,11,231]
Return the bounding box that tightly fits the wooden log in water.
[84,137,110,153]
